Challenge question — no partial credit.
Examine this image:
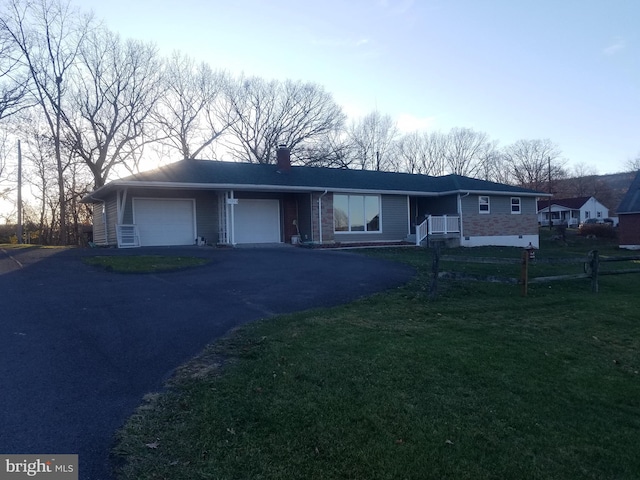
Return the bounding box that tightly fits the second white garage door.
[234,199,281,244]
[133,198,196,246]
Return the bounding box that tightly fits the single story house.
[536,196,609,227]
[616,170,640,250]
[82,147,548,249]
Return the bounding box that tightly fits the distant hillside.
[551,170,637,214]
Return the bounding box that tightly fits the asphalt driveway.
[0,246,413,480]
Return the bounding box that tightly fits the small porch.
[409,195,461,246]
[538,207,580,227]
[414,215,461,246]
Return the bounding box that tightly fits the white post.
[229,190,236,245]
[17,140,22,244]
[318,190,328,244]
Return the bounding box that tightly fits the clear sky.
[77,0,639,175]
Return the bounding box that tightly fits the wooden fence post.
[520,249,529,297]
[591,250,599,293]
[429,241,441,299]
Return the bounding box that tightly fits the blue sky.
[67,0,640,173]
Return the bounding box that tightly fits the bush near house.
[578,223,617,238]
[0,225,17,244]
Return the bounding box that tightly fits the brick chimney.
[276,144,291,172]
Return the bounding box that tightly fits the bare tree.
[396,131,426,174]
[502,139,566,191]
[624,153,640,172]
[226,76,345,164]
[442,127,492,177]
[474,141,505,182]
[65,26,163,187]
[0,21,30,119]
[294,130,355,168]
[348,110,399,171]
[423,131,450,176]
[563,162,599,197]
[396,130,460,176]
[2,0,93,243]
[154,52,233,161]
[0,129,15,202]
[22,124,57,242]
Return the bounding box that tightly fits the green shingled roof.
[85,159,545,200]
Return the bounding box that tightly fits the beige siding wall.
[462,195,538,236]
[91,203,107,245]
[105,198,118,245]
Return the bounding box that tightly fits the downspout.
[318,190,328,244]
[458,192,470,243]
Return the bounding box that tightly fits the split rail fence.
[428,244,640,298]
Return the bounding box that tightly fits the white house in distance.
[537,196,609,227]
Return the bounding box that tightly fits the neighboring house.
[82,147,547,249]
[616,170,640,250]
[536,196,609,227]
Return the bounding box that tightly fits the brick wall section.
[464,213,539,236]
[618,214,640,245]
[311,192,335,243]
[461,195,539,237]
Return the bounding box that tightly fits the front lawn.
[113,237,640,479]
[83,255,209,273]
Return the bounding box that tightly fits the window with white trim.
[479,196,490,214]
[511,197,521,214]
[334,194,381,232]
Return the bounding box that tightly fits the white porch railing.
[415,215,460,246]
[416,219,429,246]
[116,224,140,248]
[429,215,460,234]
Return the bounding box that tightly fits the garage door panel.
[134,198,195,246]
[234,199,280,244]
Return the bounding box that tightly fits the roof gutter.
[81,180,549,202]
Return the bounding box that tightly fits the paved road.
[0,246,413,480]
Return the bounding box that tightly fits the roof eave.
[81,180,547,202]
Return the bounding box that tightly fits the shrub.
[0,224,16,243]
[578,223,617,238]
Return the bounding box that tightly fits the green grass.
[83,255,209,273]
[113,234,640,479]
[0,244,66,249]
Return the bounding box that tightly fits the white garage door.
[134,198,196,246]
[234,199,281,244]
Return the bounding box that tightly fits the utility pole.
[17,140,23,244]
[548,155,552,230]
